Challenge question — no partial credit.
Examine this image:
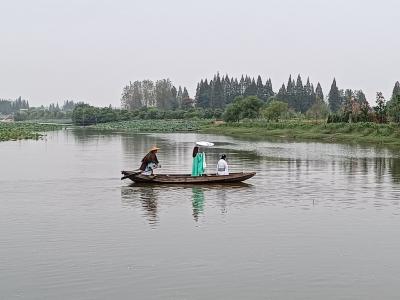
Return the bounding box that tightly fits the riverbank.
[64,119,400,147]
[201,121,400,146]
[0,123,62,141]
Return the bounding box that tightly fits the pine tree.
[177,86,183,108]
[265,78,274,100]
[244,78,257,97]
[181,87,192,109]
[388,83,400,123]
[256,75,265,101]
[391,81,400,102]
[276,84,287,102]
[182,87,189,99]
[210,73,224,108]
[303,77,316,112]
[222,75,232,105]
[286,75,294,94]
[239,75,246,94]
[328,78,342,112]
[171,86,177,108]
[355,90,368,106]
[195,79,211,108]
[315,82,324,101]
[231,78,241,103]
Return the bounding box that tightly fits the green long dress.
[191,153,204,176]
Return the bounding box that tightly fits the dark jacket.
[139,152,159,171]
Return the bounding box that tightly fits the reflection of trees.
[389,158,400,183]
[374,157,386,183]
[192,187,205,222]
[121,186,159,226]
[327,155,400,185]
[71,128,119,144]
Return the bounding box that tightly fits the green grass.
[200,120,400,146]
[0,122,62,141]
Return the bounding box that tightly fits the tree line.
[0,97,29,114]
[121,79,192,110]
[195,74,274,108]
[13,100,78,121]
[71,104,222,125]
[120,75,400,125]
[327,80,400,124]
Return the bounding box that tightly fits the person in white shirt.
[216,154,229,175]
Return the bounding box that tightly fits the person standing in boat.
[192,146,206,176]
[216,154,229,175]
[139,146,160,175]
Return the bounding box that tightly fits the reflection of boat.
[121,171,256,184]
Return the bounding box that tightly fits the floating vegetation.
[0,123,61,141]
[91,119,211,132]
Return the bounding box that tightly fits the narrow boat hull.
[121,171,256,184]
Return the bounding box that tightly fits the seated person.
[216,154,229,175]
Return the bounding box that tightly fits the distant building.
[0,114,14,122]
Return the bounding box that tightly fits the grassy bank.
[91,119,212,132]
[85,119,400,146]
[201,120,400,146]
[0,122,62,141]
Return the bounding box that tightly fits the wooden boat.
[121,171,256,184]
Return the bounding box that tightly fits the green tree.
[262,100,289,122]
[223,98,242,122]
[373,92,387,123]
[223,96,263,122]
[195,79,211,108]
[276,84,287,103]
[210,74,225,108]
[315,82,324,101]
[306,99,329,121]
[265,78,274,100]
[182,87,189,99]
[391,81,400,102]
[180,88,192,109]
[244,78,257,97]
[388,95,400,123]
[256,75,265,101]
[240,96,264,119]
[328,78,342,112]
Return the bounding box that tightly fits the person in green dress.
[191,146,205,176]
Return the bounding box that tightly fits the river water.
[1,129,400,299]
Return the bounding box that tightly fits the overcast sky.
[0,0,399,106]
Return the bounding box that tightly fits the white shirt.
[216,159,229,175]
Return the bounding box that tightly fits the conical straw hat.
[149,146,160,152]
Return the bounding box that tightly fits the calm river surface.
[1,129,400,300]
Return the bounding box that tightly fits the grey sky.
[1,0,399,106]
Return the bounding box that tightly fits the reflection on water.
[121,185,160,225]
[117,132,400,225]
[2,130,400,299]
[192,187,205,222]
[121,183,253,226]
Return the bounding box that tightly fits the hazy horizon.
[1,0,399,107]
